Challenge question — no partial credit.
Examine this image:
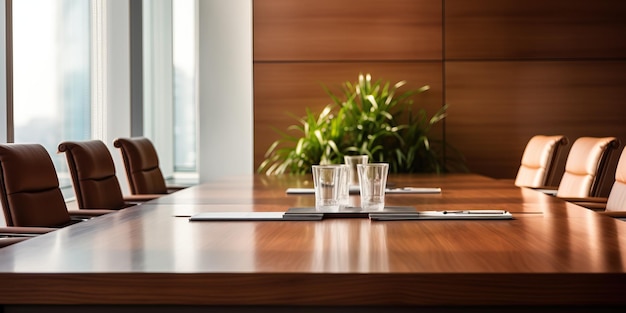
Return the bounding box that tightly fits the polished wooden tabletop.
[1,173,626,310]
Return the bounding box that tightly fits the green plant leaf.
[257,73,464,175]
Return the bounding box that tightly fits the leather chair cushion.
[114,137,167,194]
[59,140,126,210]
[556,137,617,198]
[1,144,60,193]
[9,190,71,227]
[515,135,564,188]
[79,178,127,210]
[0,144,72,227]
[68,141,118,180]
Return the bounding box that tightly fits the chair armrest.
[597,211,626,218]
[68,209,117,217]
[530,186,558,196]
[123,194,162,202]
[0,237,29,247]
[120,195,163,209]
[166,185,187,193]
[1,226,56,237]
[571,202,607,211]
[559,197,609,203]
[558,197,608,211]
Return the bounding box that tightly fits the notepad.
[369,210,513,221]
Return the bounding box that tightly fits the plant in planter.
[258,73,460,175]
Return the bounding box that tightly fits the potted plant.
[258,73,462,175]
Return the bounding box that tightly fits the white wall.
[197,0,253,182]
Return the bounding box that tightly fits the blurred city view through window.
[12,0,198,195]
[13,0,91,190]
[172,0,197,173]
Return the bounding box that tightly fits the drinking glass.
[344,155,369,187]
[357,163,389,211]
[312,165,345,211]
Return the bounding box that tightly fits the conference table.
[1,173,626,312]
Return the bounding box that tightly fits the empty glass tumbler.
[357,163,389,211]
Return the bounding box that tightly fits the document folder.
[369,210,513,221]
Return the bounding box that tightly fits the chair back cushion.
[556,137,619,198]
[58,140,126,210]
[606,148,626,212]
[0,144,71,227]
[113,137,168,194]
[515,135,567,188]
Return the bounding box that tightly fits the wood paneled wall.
[253,0,626,195]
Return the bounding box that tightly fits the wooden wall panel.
[445,0,626,59]
[253,0,442,61]
[446,61,626,193]
[253,0,626,191]
[254,63,444,170]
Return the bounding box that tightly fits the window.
[12,0,91,189]
[142,0,198,179]
[9,0,198,194]
[172,0,197,173]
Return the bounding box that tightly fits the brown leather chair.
[58,140,158,211]
[113,137,186,195]
[0,143,111,231]
[554,137,620,198]
[514,135,568,188]
[566,147,626,219]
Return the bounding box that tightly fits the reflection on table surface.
[1,173,626,309]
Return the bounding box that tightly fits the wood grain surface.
[1,174,625,308]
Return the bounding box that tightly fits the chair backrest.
[113,137,168,194]
[606,148,626,212]
[0,144,73,227]
[514,135,568,188]
[556,137,620,198]
[58,140,127,210]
